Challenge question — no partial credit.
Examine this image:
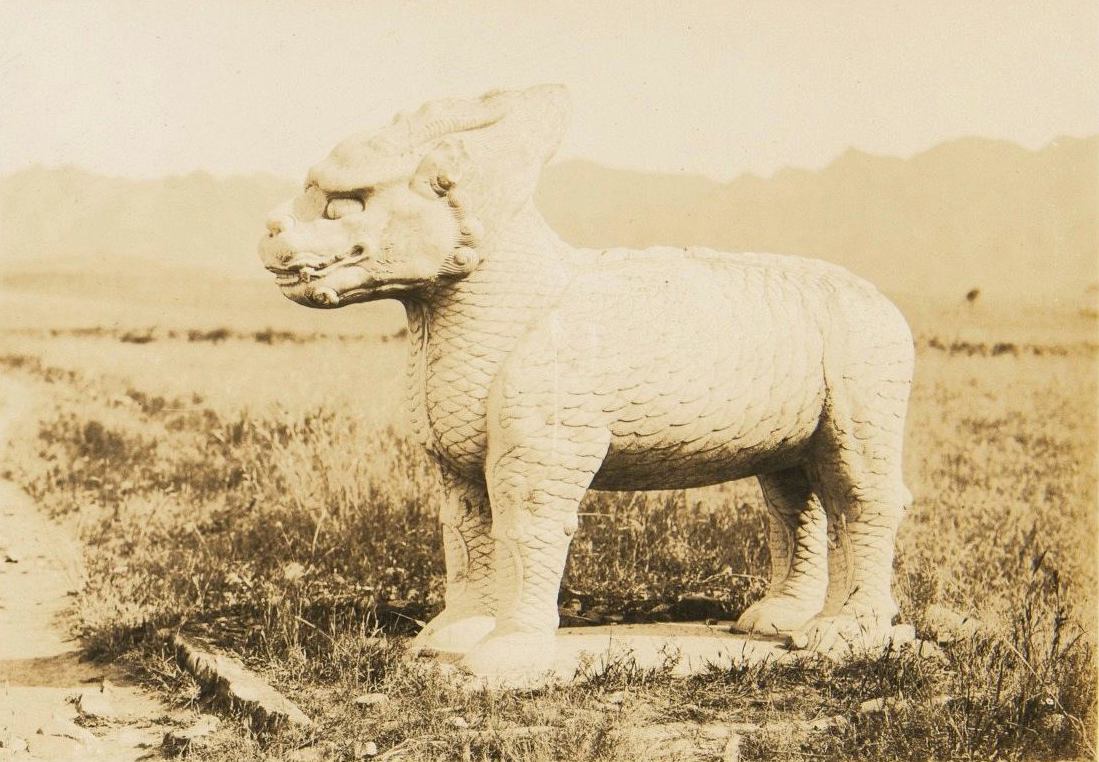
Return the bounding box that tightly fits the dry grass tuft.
[1,309,1095,760]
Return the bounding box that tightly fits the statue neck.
[478,201,569,265]
[399,201,576,460]
[404,201,575,323]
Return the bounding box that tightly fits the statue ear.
[410,138,469,200]
[523,84,570,164]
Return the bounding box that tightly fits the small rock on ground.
[603,691,627,705]
[352,693,390,709]
[163,714,220,755]
[924,604,984,643]
[354,740,379,758]
[37,714,97,745]
[74,684,119,720]
[859,694,955,715]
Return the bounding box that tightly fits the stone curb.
[172,634,313,732]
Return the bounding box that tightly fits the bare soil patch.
[0,379,183,761]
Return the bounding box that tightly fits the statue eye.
[324,196,365,220]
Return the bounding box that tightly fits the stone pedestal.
[555,622,792,678]
[413,621,796,689]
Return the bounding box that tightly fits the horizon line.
[2,132,1095,187]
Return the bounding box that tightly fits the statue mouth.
[268,266,321,286]
[265,246,429,308]
[269,268,308,287]
[270,260,414,308]
[277,277,353,308]
[264,247,373,307]
[265,245,367,284]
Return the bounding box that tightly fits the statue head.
[259,84,569,308]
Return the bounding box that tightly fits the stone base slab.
[554,621,792,678]
[413,621,796,688]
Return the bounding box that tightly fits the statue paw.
[732,594,821,635]
[789,614,914,658]
[409,609,496,656]
[458,630,557,688]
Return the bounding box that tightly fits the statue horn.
[404,93,511,145]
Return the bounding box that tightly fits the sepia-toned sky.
[1,0,1096,183]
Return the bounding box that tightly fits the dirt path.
[0,378,179,761]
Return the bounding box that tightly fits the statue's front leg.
[459,421,607,683]
[409,466,496,655]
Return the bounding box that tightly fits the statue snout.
[265,202,296,236]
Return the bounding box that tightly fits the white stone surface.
[554,623,792,678]
[262,85,914,684]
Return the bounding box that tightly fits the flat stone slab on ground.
[417,620,926,688]
[173,634,313,731]
[416,622,793,688]
[555,622,791,677]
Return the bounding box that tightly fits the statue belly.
[591,387,824,491]
[580,267,829,492]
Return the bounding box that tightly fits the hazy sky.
[1,0,1096,182]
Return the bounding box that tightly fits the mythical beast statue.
[259,85,915,682]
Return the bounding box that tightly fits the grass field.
[0,288,1096,761]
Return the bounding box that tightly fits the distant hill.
[2,136,1096,309]
[536,136,1098,302]
[0,168,296,279]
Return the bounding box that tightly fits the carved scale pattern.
[271,85,916,671]
[405,200,913,661]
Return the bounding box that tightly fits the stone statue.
[259,85,914,682]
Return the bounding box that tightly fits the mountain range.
[2,135,1095,308]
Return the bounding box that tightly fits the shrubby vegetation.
[0,323,1095,760]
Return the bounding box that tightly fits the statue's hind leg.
[790,341,913,654]
[790,459,908,654]
[733,466,827,635]
[409,466,496,655]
